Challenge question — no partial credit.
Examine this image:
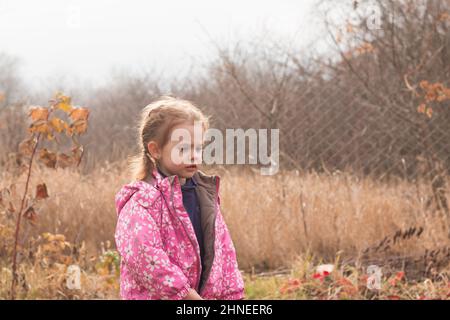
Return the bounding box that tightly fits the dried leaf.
[23,206,38,225]
[70,119,88,135]
[57,153,73,168]
[36,183,49,200]
[71,145,84,166]
[18,137,37,156]
[28,120,51,134]
[54,234,66,242]
[0,189,3,207]
[39,148,57,168]
[8,201,16,213]
[42,232,52,241]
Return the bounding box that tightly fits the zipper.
[199,175,220,296]
[168,175,202,293]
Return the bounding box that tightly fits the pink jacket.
[114,169,245,300]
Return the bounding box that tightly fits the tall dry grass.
[219,168,450,273]
[1,161,449,277]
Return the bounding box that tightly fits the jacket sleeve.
[215,203,245,300]
[115,196,191,300]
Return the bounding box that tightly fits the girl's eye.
[179,146,188,153]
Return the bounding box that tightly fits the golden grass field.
[1,161,450,299]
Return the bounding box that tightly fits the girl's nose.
[192,149,202,164]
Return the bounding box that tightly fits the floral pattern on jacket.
[114,169,244,300]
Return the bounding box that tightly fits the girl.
[114,96,245,300]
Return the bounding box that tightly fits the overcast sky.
[0,0,320,89]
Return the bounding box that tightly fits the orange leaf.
[69,107,90,121]
[49,117,68,133]
[443,88,450,99]
[426,107,433,118]
[420,81,430,90]
[58,102,72,113]
[46,132,55,141]
[28,106,49,121]
[439,12,450,21]
[417,104,426,114]
[425,91,437,102]
[53,92,72,113]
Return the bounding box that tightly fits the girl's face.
[148,121,204,180]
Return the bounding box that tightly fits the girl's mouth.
[185,165,197,170]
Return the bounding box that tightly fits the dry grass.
[1,161,450,299]
[218,167,450,272]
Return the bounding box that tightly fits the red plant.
[388,271,405,287]
[279,278,302,295]
[337,277,359,296]
[312,271,330,282]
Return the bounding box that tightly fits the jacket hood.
[115,180,151,217]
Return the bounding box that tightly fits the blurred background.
[1,0,449,299]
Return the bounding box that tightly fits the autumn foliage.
[8,93,90,299]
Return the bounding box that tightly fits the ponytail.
[128,149,155,182]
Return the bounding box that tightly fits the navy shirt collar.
[157,167,197,187]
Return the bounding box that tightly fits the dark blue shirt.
[157,169,205,288]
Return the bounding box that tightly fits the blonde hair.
[128,96,209,181]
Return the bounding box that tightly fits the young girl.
[114,96,244,300]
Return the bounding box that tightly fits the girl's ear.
[147,141,161,160]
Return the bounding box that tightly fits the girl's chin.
[182,167,198,177]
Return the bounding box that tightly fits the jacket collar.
[150,168,219,193]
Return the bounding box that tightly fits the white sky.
[0,0,320,89]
